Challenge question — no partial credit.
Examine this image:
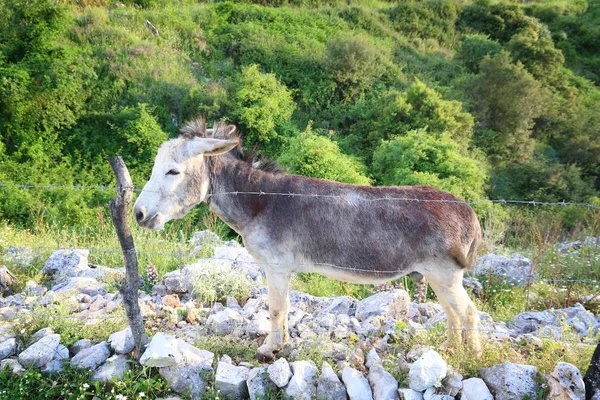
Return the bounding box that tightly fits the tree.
[278,124,371,185]
[455,34,503,73]
[465,51,548,163]
[372,129,488,201]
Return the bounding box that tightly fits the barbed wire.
[1,182,600,209]
[2,245,600,285]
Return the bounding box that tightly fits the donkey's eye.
[166,169,180,176]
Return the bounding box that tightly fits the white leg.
[256,267,291,361]
[425,267,482,356]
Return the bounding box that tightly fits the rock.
[29,327,54,346]
[108,327,135,354]
[70,339,93,356]
[461,378,493,400]
[247,367,277,400]
[51,277,106,297]
[215,362,250,400]
[268,357,292,388]
[317,361,347,400]
[0,338,18,360]
[342,366,373,400]
[1,358,25,374]
[152,284,168,297]
[41,359,64,373]
[246,310,270,337]
[366,348,382,369]
[0,308,17,321]
[286,360,318,400]
[441,367,462,397]
[186,307,201,324]
[509,304,599,339]
[546,362,585,400]
[206,308,245,335]
[163,294,182,308]
[159,341,214,400]
[398,388,423,400]
[480,362,538,400]
[369,364,398,400]
[92,354,130,382]
[41,249,89,280]
[163,270,186,294]
[409,350,447,392]
[0,267,18,295]
[472,253,533,286]
[3,246,34,269]
[71,341,110,370]
[18,334,61,368]
[319,296,356,316]
[356,290,410,321]
[54,344,69,361]
[140,333,182,368]
[0,326,15,343]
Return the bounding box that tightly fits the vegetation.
[1,0,600,397]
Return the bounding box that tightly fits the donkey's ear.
[187,138,239,157]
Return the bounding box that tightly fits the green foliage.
[458,0,530,42]
[465,51,548,163]
[231,64,295,151]
[372,129,488,201]
[278,124,371,185]
[455,34,503,73]
[325,33,390,95]
[507,21,565,82]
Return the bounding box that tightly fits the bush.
[372,129,488,201]
[278,124,371,185]
[455,34,503,73]
[192,264,255,305]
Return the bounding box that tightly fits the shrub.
[191,263,255,305]
[455,34,503,73]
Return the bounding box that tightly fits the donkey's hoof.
[256,344,278,362]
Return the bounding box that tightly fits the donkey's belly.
[310,262,410,285]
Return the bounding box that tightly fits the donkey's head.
[134,117,238,230]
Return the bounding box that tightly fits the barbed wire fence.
[0,182,599,356]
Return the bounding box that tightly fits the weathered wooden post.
[585,341,600,399]
[108,156,148,359]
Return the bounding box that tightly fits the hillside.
[0,0,599,233]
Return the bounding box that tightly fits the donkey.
[134,118,483,360]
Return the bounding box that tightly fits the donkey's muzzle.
[134,206,147,225]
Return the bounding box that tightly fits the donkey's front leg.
[257,268,291,362]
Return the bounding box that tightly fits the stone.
[246,310,270,337]
[408,350,447,392]
[152,284,168,297]
[398,388,423,400]
[3,246,34,268]
[92,354,130,382]
[215,362,250,400]
[0,308,17,321]
[0,338,18,360]
[0,325,15,343]
[51,277,106,297]
[317,361,347,400]
[140,333,182,368]
[41,359,64,373]
[480,362,538,400]
[441,367,462,397]
[159,341,214,400]
[247,367,277,400]
[268,357,292,388]
[472,253,533,286]
[342,366,373,400]
[163,294,182,308]
[54,344,69,361]
[186,307,201,324]
[163,270,186,294]
[369,364,398,400]
[108,327,135,354]
[286,360,318,400]
[70,339,93,356]
[366,348,382,369]
[71,341,110,370]
[461,377,493,400]
[355,290,410,321]
[1,358,25,374]
[546,362,585,400]
[319,296,356,316]
[41,249,89,280]
[206,308,245,335]
[18,334,61,368]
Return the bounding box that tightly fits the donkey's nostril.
[135,209,145,223]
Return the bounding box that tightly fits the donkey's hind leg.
[424,266,482,356]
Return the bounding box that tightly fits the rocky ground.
[0,232,599,399]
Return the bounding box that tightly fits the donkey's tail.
[451,214,482,270]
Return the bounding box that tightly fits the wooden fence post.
[585,341,600,399]
[108,156,148,359]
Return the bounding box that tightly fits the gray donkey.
[134,118,483,360]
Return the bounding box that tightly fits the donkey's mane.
[179,116,285,174]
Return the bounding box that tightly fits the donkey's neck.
[205,156,279,235]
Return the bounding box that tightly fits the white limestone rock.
[206,308,245,335]
[71,341,110,370]
[108,327,135,354]
[92,354,130,383]
[460,377,493,400]
[247,367,277,400]
[342,367,373,400]
[286,360,318,400]
[0,338,18,360]
[480,362,539,400]
[408,350,447,392]
[215,362,250,400]
[546,362,585,400]
[140,333,182,368]
[317,361,347,400]
[356,290,410,321]
[18,334,61,368]
[268,357,292,388]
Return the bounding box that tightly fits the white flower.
[139,394,146,398]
